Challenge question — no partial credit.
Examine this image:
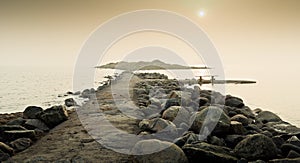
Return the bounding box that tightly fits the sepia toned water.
[0,66,299,127]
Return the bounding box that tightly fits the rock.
[0,142,14,156]
[249,160,266,163]
[234,134,277,160]
[287,150,300,158]
[281,143,300,156]
[149,98,162,109]
[182,142,237,163]
[231,114,249,126]
[37,105,68,128]
[162,106,190,125]
[190,106,231,136]
[174,132,199,148]
[0,125,26,133]
[256,111,282,123]
[269,158,300,163]
[9,138,32,152]
[230,121,246,135]
[287,136,300,147]
[261,130,273,137]
[164,98,181,110]
[265,121,300,135]
[132,139,188,163]
[253,108,263,114]
[23,119,50,132]
[225,135,246,148]
[225,95,244,108]
[6,117,26,126]
[23,106,43,119]
[0,149,10,162]
[139,118,176,133]
[3,130,36,141]
[207,136,226,146]
[272,136,285,149]
[64,98,77,107]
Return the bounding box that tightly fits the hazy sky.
[0,0,300,71]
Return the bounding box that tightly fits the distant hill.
[95,60,209,71]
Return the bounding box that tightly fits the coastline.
[1,72,300,162]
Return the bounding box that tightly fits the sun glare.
[198,10,206,17]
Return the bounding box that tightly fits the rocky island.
[1,72,300,162]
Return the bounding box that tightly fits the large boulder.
[164,98,181,110]
[190,106,231,136]
[23,106,43,119]
[37,105,68,128]
[256,111,282,123]
[287,136,300,147]
[234,134,277,160]
[182,142,237,163]
[9,138,32,152]
[23,119,50,132]
[132,139,188,163]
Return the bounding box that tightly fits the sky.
[1,0,299,68]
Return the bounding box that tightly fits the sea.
[0,66,299,127]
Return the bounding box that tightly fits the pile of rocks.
[0,105,69,161]
[135,72,168,80]
[132,73,300,163]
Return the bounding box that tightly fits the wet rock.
[256,111,282,123]
[234,134,277,160]
[9,138,32,152]
[190,106,230,136]
[3,130,36,141]
[231,114,249,126]
[261,130,273,137]
[132,139,188,163]
[37,105,68,128]
[182,142,237,163]
[225,95,244,108]
[23,119,50,132]
[64,98,77,107]
[0,142,14,156]
[253,108,263,114]
[23,106,43,119]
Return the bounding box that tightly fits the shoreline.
[1,72,300,162]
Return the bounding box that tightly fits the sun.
[198,10,206,17]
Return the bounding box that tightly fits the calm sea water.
[0,66,299,127]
